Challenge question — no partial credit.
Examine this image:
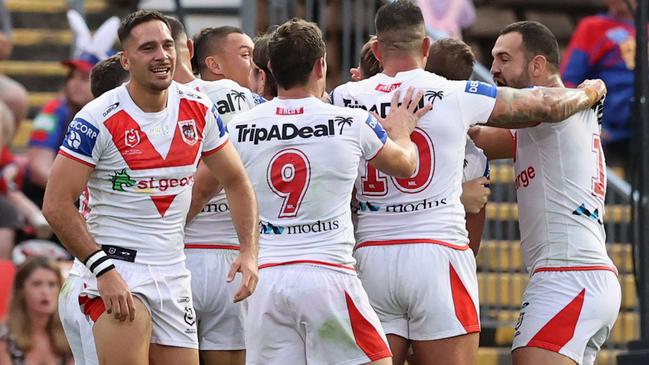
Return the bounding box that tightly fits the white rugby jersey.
[183,78,258,248]
[463,136,489,183]
[332,69,497,249]
[59,82,228,265]
[513,107,615,273]
[229,96,387,270]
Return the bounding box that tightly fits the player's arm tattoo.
[486,87,592,129]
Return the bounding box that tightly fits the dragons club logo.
[179,120,198,146]
[110,169,136,192]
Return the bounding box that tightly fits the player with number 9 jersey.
[229,18,431,365]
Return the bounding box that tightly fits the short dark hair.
[252,32,278,97]
[375,0,425,52]
[359,36,381,79]
[192,26,244,74]
[164,16,186,42]
[499,21,560,69]
[118,10,170,45]
[426,38,475,80]
[90,55,129,97]
[269,18,325,90]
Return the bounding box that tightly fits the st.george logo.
[179,120,198,145]
[125,129,140,147]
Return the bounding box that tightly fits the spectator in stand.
[0,0,28,137]
[562,0,637,173]
[22,54,96,208]
[0,257,72,365]
[417,0,476,39]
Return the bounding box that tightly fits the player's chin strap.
[84,249,116,278]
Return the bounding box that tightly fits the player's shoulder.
[323,100,370,122]
[78,86,124,125]
[175,81,213,108]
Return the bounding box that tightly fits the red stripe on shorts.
[80,295,106,322]
[449,263,480,333]
[526,288,586,352]
[533,265,618,276]
[344,291,392,361]
[184,244,240,250]
[356,238,469,251]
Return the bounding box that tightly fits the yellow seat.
[7,0,106,13]
[610,312,639,346]
[620,275,637,310]
[11,119,33,149]
[477,240,524,272]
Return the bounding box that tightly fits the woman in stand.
[0,257,71,365]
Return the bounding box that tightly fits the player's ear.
[187,39,194,60]
[120,50,130,71]
[371,40,382,63]
[315,56,326,78]
[205,55,222,75]
[422,36,431,59]
[530,54,546,78]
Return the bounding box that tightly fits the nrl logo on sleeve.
[375,82,402,93]
[179,120,198,145]
[124,129,140,147]
[276,107,304,115]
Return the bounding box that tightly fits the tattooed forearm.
[486,87,591,129]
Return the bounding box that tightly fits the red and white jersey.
[513,107,614,273]
[463,136,489,183]
[59,82,228,265]
[332,69,497,249]
[229,96,387,270]
[183,79,258,247]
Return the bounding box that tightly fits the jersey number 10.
[361,128,435,195]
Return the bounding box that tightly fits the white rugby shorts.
[59,272,98,365]
[79,260,198,349]
[354,242,480,340]
[245,264,392,365]
[185,248,246,351]
[511,267,621,365]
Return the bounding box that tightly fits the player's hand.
[577,79,607,107]
[378,87,432,139]
[350,67,361,81]
[460,176,491,214]
[227,251,258,303]
[97,269,136,322]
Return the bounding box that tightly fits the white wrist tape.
[84,249,115,278]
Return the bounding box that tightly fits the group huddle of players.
[43,1,619,365]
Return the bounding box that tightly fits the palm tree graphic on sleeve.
[425,90,444,107]
[110,169,136,192]
[230,90,247,109]
[335,116,353,134]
